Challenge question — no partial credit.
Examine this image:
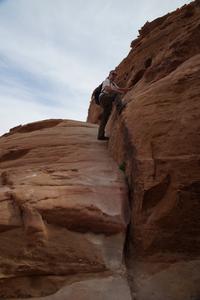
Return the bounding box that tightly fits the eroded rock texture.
[88,1,200,299]
[0,119,130,299]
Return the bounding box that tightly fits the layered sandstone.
[88,1,200,299]
[0,119,130,299]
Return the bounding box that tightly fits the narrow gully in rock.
[121,171,135,300]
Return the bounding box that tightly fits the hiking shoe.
[98,136,109,141]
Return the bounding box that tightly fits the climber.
[97,70,131,140]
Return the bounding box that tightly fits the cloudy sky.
[0,0,191,135]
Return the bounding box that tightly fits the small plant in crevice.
[119,161,126,173]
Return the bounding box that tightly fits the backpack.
[92,83,103,105]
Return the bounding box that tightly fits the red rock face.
[88,0,200,123]
[0,119,130,299]
[87,101,102,124]
[88,1,200,299]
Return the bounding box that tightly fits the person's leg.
[106,92,124,112]
[98,95,113,139]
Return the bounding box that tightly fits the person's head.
[109,70,117,79]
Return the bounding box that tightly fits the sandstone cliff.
[88,0,200,299]
[0,1,200,300]
[0,120,131,299]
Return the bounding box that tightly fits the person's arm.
[104,85,123,93]
[103,79,131,94]
[106,84,131,94]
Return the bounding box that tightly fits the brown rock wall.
[87,0,200,124]
[109,53,200,300]
[87,1,200,299]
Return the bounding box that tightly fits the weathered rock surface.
[8,276,132,300]
[88,1,200,299]
[0,119,130,298]
[134,260,200,300]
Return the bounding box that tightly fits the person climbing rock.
[97,70,131,140]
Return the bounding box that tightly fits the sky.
[0,0,192,135]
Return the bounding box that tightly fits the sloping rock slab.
[135,260,200,300]
[0,119,130,298]
[10,276,132,300]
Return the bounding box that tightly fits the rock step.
[0,120,131,299]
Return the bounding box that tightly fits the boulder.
[0,119,130,298]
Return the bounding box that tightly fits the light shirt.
[100,78,119,96]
